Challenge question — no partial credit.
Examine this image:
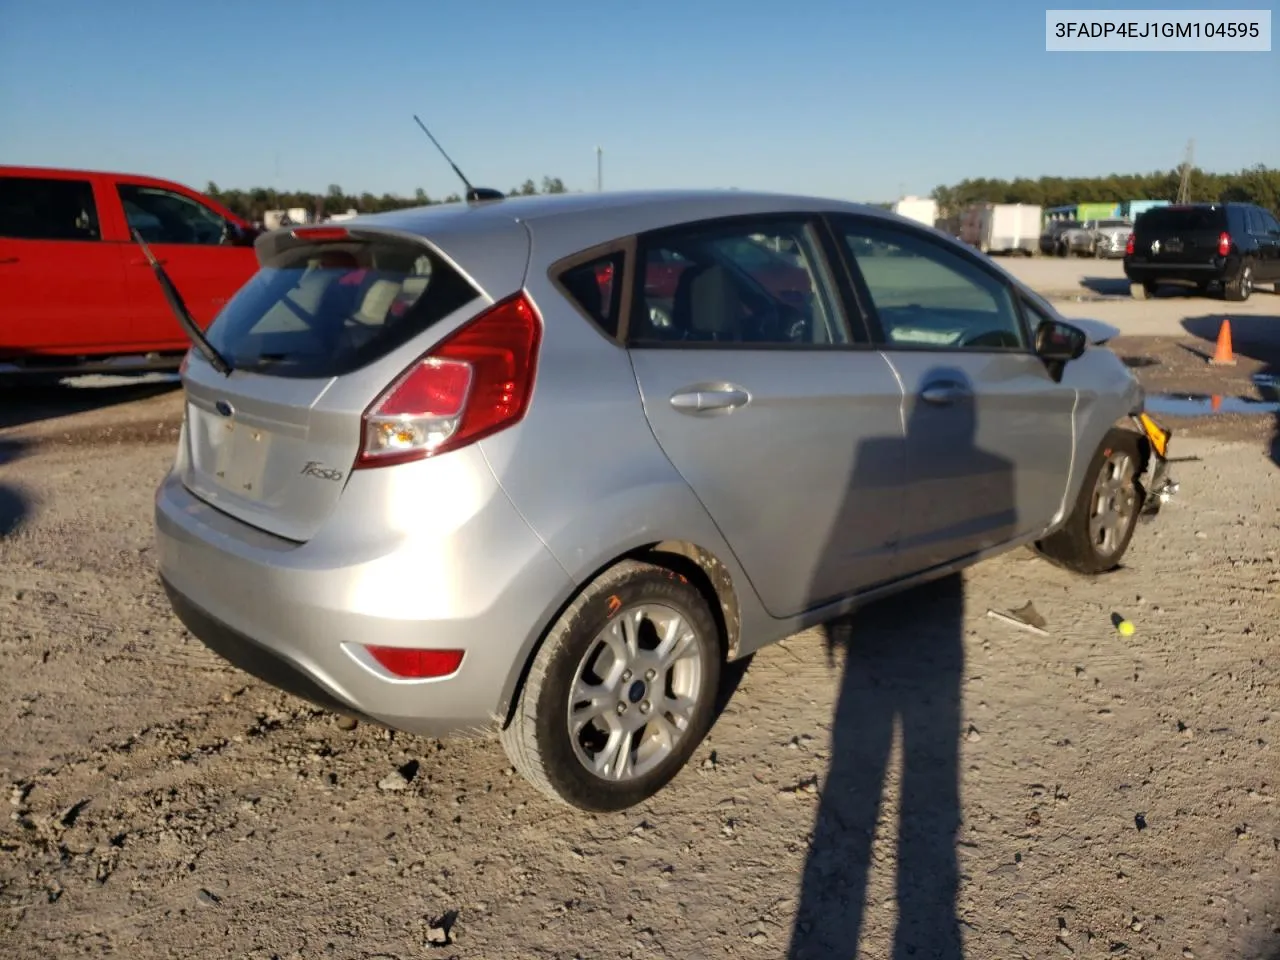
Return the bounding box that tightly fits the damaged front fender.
[1132,412,1180,520]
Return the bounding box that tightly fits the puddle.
[1145,393,1280,417]
[1121,356,1161,368]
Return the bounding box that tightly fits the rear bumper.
[1124,258,1229,285]
[153,453,574,737]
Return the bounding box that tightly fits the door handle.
[0,257,18,265]
[920,382,970,405]
[670,387,751,413]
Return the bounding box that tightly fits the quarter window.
[0,177,100,241]
[118,184,229,245]
[631,219,848,346]
[558,252,625,338]
[838,220,1026,351]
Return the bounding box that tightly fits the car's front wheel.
[1034,428,1144,575]
[500,560,721,812]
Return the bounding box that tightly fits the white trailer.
[892,196,938,228]
[959,203,1042,256]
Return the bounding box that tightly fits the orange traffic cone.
[1211,394,1222,412]
[1209,318,1236,366]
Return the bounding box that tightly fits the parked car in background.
[0,165,260,379]
[1039,218,1080,255]
[152,189,1175,812]
[1060,218,1133,259]
[1124,202,1280,301]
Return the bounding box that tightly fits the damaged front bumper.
[1133,412,1180,519]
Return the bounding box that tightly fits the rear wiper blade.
[131,229,235,377]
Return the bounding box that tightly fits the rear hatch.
[178,223,522,542]
[1131,206,1227,265]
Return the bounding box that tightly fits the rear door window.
[0,176,101,240]
[631,218,850,346]
[205,237,480,378]
[118,184,228,245]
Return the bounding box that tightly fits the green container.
[1077,202,1120,220]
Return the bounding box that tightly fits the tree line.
[930,164,1279,215]
[204,176,568,222]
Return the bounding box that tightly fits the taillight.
[1217,232,1231,256]
[354,292,541,468]
[1125,234,1134,256]
[364,645,464,678]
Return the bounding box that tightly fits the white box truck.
[892,196,938,228]
[959,203,1042,256]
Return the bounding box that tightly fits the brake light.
[354,292,542,468]
[1125,234,1134,256]
[292,226,350,241]
[364,645,464,678]
[1217,232,1231,256]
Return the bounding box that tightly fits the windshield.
[205,237,480,378]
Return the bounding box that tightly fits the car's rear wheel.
[1225,262,1253,302]
[500,560,721,812]
[1033,428,1143,575]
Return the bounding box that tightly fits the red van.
[0,165,260,376]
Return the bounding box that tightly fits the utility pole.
[1176,138,1195,204]
[596,146,603,193]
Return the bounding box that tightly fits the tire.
[500,560,721,812]
[1034,428,1144,575]
[1129,281,1156,300]
[1225,262,1253,302]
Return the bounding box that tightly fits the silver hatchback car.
[153,189,1175,811]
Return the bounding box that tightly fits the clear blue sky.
[1,0,1275,202]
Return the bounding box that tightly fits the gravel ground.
[1,404,1278,959]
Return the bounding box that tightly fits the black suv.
[1123,202,1280,302]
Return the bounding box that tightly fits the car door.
[0,172,131,358]
[626,214,907,620]
[114,179,258,348]
[829,214,1076,576]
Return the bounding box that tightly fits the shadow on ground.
[0,437,34,537]
[0,376,180,431]
[788,577,967,960]
[1080,275,1215,299]
[1181,313,1280,469]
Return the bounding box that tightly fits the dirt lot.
[2,267,1279,959]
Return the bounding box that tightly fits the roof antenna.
[412,114,505,203]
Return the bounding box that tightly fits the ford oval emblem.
[215,400,234,418]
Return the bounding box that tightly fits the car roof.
[334,189,914,264]
[353,189,886,230]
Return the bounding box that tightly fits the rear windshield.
[1136,207,1225,235]
[206,237,480,378]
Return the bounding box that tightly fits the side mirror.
[1035,318,1087,362]
[221,220,258,247]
